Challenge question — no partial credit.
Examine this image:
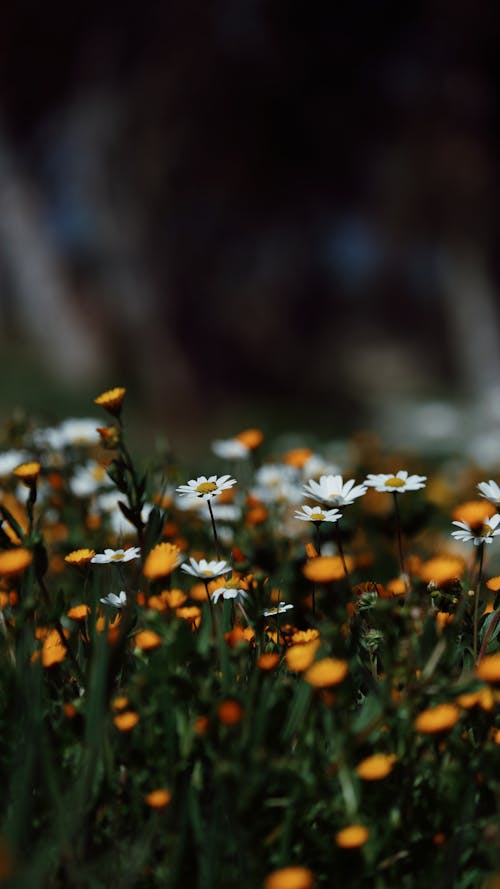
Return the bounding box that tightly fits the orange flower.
[194,715,209,735]
[13,461,41,485]
[145,788,172,809]
[143,543,181,580]
[304,657,348,688]
[420,556,465,586]
[63,703,77,719]
[291,629,320,645]
[456,686,496,712]
[258,652,280,671]
[476,652,500,684]
[452,500,496,527]
[245,505,268,526]
[436,611,454,633]
[355,753,396,781]
[414,703,460,734]
[217,700,244,725]
[264,866,314,889]
[112,695,129,711]
[386,577,406,596]
[94,387,126,415]
[303,555,353,583]
[282,448,314,469]
[335,824,370,848]
[113,711,139,731]
[135,630,162,651]
[42,629,67,668]
[161,589,187,609]
[64,548,96,567]
[285,641,320,672]
[67,604,90,621]
[235,428,263,449]
[96,425,121,448]
[486,576,500,592]
[0,548,33,578]
[176,606,202,630]
[224,625,255,648]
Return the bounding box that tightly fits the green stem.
[335,520,352,595]
[473,543,485,662]
[207,499,221,560]
[392,492,408,592]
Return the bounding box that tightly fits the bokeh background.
[2,0,500,458]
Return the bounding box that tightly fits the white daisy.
[451,513,500,546]
[0,450,32,478]
[91,547,141,565]
[303,474,367,506]
[176,474,237,501]
[251,464,302,505]
[477,480,500,505]
[211,438,250,460]
[263,602,294,616]
[364,471,427,493]
[294,504,343,523]
[181,558,232,580]
[69,460,112,497]
[211,585,249,605]
[100,591,127,608]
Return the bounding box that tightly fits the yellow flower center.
[481,523,493,537]
[201,569,214,576]
[310,512,325,521]
[91,466,106,481]
[111,552,125,561]
[196,481,217,494]
[385,477,405,488]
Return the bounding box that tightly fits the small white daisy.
[251,464,302,505]
[364,471,427,493]
[451,513,500,546]
[303,474,367,506]
[181,558,232,580]
[211,438,250,460]
[211,585,249,605]
[294,504,343,523]
[0,450,32,478]
[477,479,500,505]
[91,547,141,565]
[263,602,294,616]
[100,591,127,608]
[176,474,237,501]
[69,460,112,497]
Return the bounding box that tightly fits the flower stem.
[207,499,221,560]
[335,520,352,595]
[473,542,485,661]
[392,492,409,592]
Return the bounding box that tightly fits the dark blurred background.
[1,0,500,455]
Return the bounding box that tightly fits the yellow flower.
[476,652,500,684]
[112,695,129,711]
[335,824,370,848]
[355,753,396,781]
[452,500,496,527]
[94,387,126,415]
[420,556,465,585]
[0,548,33,578]
[303,555,353,583]
[304,657,348,688]
[134,630,162,651]
[264,866,314,889]
[285,640,320,673]
[143,543,181,580]
[13,461,41,485]
[258,652,281,671]
[42,629,67,668]
[145,788,172,809]
[67,604,90,621]
[113,711,139,731]
[64,548,96,567]
[414,703,460,734]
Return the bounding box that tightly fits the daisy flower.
[477,480,500,505]
[294,504,343,523]
[176,474,237,501]
[303,474,367,506]
[181,558,232,580]
[69,460,112,497]
[263,602,294,616]
[211,438,250,460]
[364,471,427,493]
[100,591,127,608]
[451,514,500,546]
[211,585,249,605]
[91,547,141,564]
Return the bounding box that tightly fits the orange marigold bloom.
[67,604,90,621]
[282,448,314,469]
[335,824,370,849]
[420,556,465,585]
[145,788,172,809]
[476,652,500,684]
[0,548,33,578]
[285,640,320,672]
[486,576,500,592]
[96,425,121,448]
[113,710,139,731]
[245,505,268,526]
[13,461,41,485]
[143,543,181,580]
[452,500,496,527]
[436,611,454,633]
[176,606,202,629]
[235,428,263,450]
[264,865,314,889]
[194,715,209,735]
[291,629,320,645]
[386,577,406,596]
[355,753,396,781]
[162,588,187,609]
[225,625,255,648]
[303,555,353,583]
[42,629,67,668]
[63,703,77,719]
[304,657,348,688]
[258,652,280,671]
[64,548,96,567]
[135,630,162,651]
[414,703,460,734]
[217,699,244,725]
[94,386,126,415]
[112,695,129,711]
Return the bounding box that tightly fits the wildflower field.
[1,388,500,889]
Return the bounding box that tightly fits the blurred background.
[1,0,500,459]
